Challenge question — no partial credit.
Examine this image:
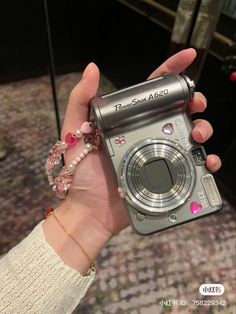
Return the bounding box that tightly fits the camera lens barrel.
[90,73,195,131]
[120,138,196,214]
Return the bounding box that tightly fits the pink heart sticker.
[190,201,203,214]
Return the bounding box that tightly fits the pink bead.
[118,186,125,198]
[65,132,79,147]
[76,157,81,162]
[82,149,88,154]
[81,121,92,134]
[79,152,85,158]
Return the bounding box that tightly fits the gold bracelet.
[45,208,95,272]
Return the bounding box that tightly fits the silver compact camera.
[90,73,222,235]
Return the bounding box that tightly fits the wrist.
[56,198,113,241]
[43,199,112,275]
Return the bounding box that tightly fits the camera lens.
[120,139,195,214]
[140,157,177,194]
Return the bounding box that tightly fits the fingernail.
[82,62,94,79]
[184,48,197,57]
[195,126,208,141]
[198,94,207,109]
[211,159,218,168]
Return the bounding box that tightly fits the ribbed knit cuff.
[0,220,95,314]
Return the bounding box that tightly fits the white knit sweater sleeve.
[0,221,95,314]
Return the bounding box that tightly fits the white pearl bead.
[69,164,75,171]
[75,129,82,137]
[79,152,85,158]
[76,157,81,162]
[72,160,77,166]
[85,143,93,151]
[61,141,67,149]
[82,149,88,155]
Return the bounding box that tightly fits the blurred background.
[0,0,235,313]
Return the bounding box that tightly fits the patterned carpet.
[0,73,235,314]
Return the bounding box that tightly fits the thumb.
[61,62,100,139]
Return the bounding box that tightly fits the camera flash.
[202,174,222,207]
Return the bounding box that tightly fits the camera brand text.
[113,89,168,111]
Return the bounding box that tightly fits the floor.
[0,72,235,314]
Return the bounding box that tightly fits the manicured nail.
[194,126,208,141]
[185,47,197,56]
[209,155,221,169]
[198,94,207,109]
[82,62,94,79]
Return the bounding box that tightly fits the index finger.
[148,48,197,79]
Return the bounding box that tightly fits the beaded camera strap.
[45,121,101,199]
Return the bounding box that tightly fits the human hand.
[59,48,221,237]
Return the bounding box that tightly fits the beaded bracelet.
[45,121,101,199]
